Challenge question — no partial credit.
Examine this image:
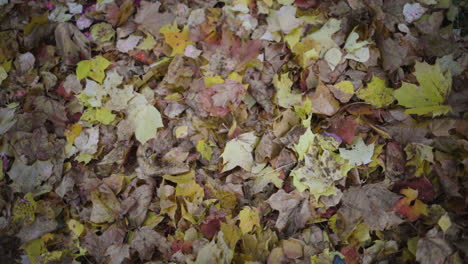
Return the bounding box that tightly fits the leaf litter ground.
[0,0,467,264]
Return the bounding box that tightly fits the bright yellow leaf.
[163,26,192,56]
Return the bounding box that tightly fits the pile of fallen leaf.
[0,0,467,263]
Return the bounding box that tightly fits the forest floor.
[0,0,467,263]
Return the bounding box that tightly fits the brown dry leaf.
[82,226,126,262]
[127,184,153,227]
[106,243,131,264]
[55,23,90,66]
[267,190,311,232]
[131,226,170,260]
[134,1,175,37]
[310,82,340,116]
[340,184,403,231]
[416,228,453,264]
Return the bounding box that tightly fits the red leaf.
[341,246,360,264]
[200,210,227,239]
[393,177,435,202]
[56,82,73,98]
[170,241,192,257]
[394,188,428,222]
[231,39,262,71]
[328,117,358,144]
[198,79,245,117]
[385,142,406,178]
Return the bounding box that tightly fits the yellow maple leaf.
[163,26,192,56]
[238,206,260,234]
[65,124,82,145]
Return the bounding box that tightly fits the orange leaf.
[394,188,428,221]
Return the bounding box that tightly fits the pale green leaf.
[307,18,341,56]
[438,214,451,232]
[221,132,258,172]
[137,34,157,50]
[274,73,302,108]
[134,104,164,144]
[324,47,342,71]
[294,128,315,161]
[339,137,374,166]
[344,29,370,62]
[252,166,283,194]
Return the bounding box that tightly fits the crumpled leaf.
[55,23,90,65]
[343,29,370,62]
[221,132,258,172]
[192,231,233,264]
[82,226,126,262]
[127,184,153,227]
[267,190,310,231]
[394,61,452,117]
[274,73,302,109]
[340,184,403,231]
[356,76,394,108]
[416,228,453,264]
[255,131,281,163]
[90,188,120,224]
[339,137,374,166]
[404,143,434,177]
[437,54,464,76]
[131,226,170,260]
[238,206,260,234]
[74,126,99,156]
